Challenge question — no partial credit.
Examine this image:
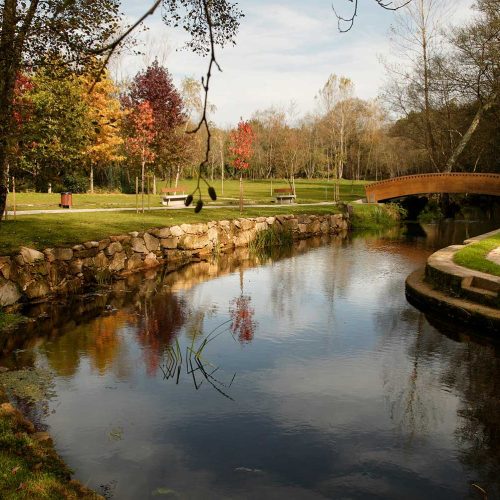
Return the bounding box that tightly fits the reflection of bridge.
[365,173,500,203]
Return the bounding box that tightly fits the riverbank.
[0,212,352,307]
[0,389,102,499]
[0,203,404,308]
[405,228,500,334]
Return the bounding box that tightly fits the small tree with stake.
[229,120,255,213]
[126,101,156,213]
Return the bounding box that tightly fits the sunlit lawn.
[454,232,500,277]
[6,179,367,211]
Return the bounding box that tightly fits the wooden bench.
[273,187,296,204]
[161,187,188,207]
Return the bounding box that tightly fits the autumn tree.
[126,101,156,212]
[83,70,125,193]
[17,67,92,191]
[0,0,123,216]
[127,60,189,185]
[229,120,255,212]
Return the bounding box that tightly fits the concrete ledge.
[464,228,500,244]
[406,268,500,334]
[425,244,500,308]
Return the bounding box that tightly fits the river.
[1,220,499,499]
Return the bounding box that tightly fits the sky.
[118,0,475,127]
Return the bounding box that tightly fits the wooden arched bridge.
[365,173,500,203]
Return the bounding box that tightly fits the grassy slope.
[453,233,500,277]
[0,397,101,499]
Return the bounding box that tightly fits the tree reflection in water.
[136,292,187,377]
[229,267,257,344]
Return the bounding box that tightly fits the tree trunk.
[239,174,243,213]
[90,165,94,194]
[0,0,21,221]
[445,95,496,172]
[141,156,145,214]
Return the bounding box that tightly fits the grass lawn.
[5,179,367,211]
[453,232,500,277]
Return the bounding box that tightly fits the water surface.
[2,220,500,499]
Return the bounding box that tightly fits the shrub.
[250,224,293,259]
[418,199,444,223]
[58,174,88,193]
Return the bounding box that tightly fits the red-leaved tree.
[229,120,255,212]
[126,101,156,212]
[229,294,257,344]
[128,61,189,183]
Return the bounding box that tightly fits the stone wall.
[0,213,349,307]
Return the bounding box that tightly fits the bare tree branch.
[185,0,221,212]
[332,0,413,32]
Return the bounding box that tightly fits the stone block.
[169,225,184,237]
[178,234,210,250]
[144,252,159,268]
[98,239,110,251]
[144,232,160,252]
[19,246,45,264]
[104,241,123,256]
[83,241,99,249]
[53,248,73,261]
[131,238,148,254]
[25,279,50,300]
[0,257,12,280]
[240,219,255,231]
[109,252,126,272]
[155,227,172,238]
[69,259,83,275]
[93,252,108,269]
[181,223,207,235]
[0,280,21,306]
[126,253,144,271]
[111,234,131,243]
[160,237,179,249]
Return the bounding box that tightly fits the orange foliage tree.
[126,101,156,212]
[229,120,255,212]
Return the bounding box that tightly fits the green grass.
[0,394,101,499]
[0,311,25,330]
[453,232,500,277]
[5,179,367,211]
[350,203,405,230]
[249,224,294,259]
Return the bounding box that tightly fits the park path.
[5,201,339,216]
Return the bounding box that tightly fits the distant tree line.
[2,0,498,197]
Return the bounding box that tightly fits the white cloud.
[118,0,475,126]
